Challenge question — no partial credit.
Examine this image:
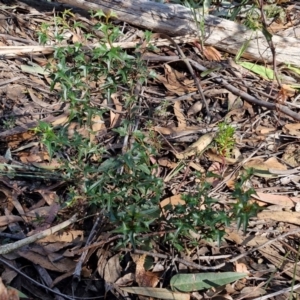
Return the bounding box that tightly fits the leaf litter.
[0,0,300,299]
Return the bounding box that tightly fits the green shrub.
[35,9,260,249]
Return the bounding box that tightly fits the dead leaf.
[227,92,241,111]
[155,64,197,96]
[187,101,202,116]
[175,133,214,159]
[244,157,287,178]
[0,215,23,227]
[38,230,84,243]
[31,160,62,170]
[281,84,296,97]
[160,195,186,210]
[1,265,18,285]
[103,254,122,284]
[19,151,50,164]
[51,270,74,287]
[24,206,56,219]
[205,148,242,165]
[174,101,186,128]
[257,211,300,225]
[110,93,123,128]
[240,286,266,298]
[97,249,110,278]
[115,273,135,286]
[276,86,289,104]
[226,228,275,249]
[268,19,294,33]
[203,46,222,61]
[90,114,106,143]
[252,192,300,208]
[225,172,239,190]
[282,144,300,167]
[18,249,76,272]
[225,228,244,245]
[120,287,190,300]
[158,158,178,169]
[283,123,300,137]
[153,126,203,136]
[27,88,49,108]
[189,161,205,173]
[51,110,69,126]
[0,277,19,300]
[136,254,160,287]
[34,190,58,206]
[11,187,28,223]
[72,33,81,43]
[255,126,276,135]
[7,84,24,101]
[193,42,221,61]
[235,262,249,274]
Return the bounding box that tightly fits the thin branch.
[258,0,281,87]
[0,214,77,255]
[189,60,300,121]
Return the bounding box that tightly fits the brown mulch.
[0,0,300,299]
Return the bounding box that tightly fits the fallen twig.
[0,257,74,300]
[0,214,77,255]
[189,60,300,121]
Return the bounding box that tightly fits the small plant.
[35,9,160,248]
[87,131,163,246]
[231,169,261,232]
[163,169,261,248]
[33,121,60,158]
[2,117,16,129]
[215,122,235,157]
[155,99,171,117]
[166,173,231,249]
[34,9,261,250]
[37,22,50,45]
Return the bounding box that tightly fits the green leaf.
[235,38,251,62]
[170,272,247,292]
[21,63,49,75]
[92,9,106,19]
[136,163,151,175]
[119,287,189,300]
[98,158,122,172]
[284,64,300,76]
[237,61,274,80]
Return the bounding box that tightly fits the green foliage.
[2,117,16,129]
[35,10,158,248]
[264,4,286,22]
[167,175,231,249]
[170,272,247,292]
[88,139,163,247]
[215,122,235,157]
[35,9,261,250]
[33,121,59,158]
[37,23,49,45]
[231,169,261,232]
[243,6,262,31]
[42,9,149,121]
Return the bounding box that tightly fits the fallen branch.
[0,214,77,255]
[189,60,300,121]
[55,0,300,67]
